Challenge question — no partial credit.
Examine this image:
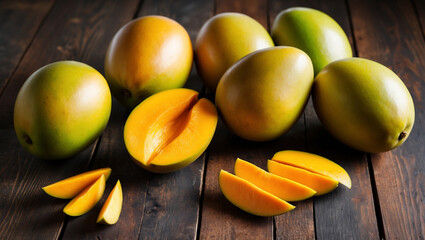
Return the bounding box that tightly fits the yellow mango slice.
[124,88,218,173]
[234,158,316,201]
[97,180,123,225]
[219,170,295,217]
[42,168,111,199]
[272,150,351,188]
[268,160,338,196]
[64,174,106,217]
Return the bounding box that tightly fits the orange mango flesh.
[97,180,123,225]
[64,174,106,217]
[234,158,316,201]
[124,88,218,173]
[42,168,111,199]
[272,150,351,189]
[219,170,295,217]
[268,160,338,196]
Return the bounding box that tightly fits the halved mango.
[42,168,111,199]
[97,180,123,225]
[268,160,338,196]
[219,170,295,217]
[234,158,316,201]
[272,150,351,188]
[64,174,106,217]
[124,88,218,173]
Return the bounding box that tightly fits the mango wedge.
[268,160,338,196]
[219,170,295,217]
[272,150,351,188]
[64,175,106,217]
[124,88,218,173]
[42,168,111,199]
[234,158,316,201]
[97,180,123,225]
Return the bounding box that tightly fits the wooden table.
[1,0,424,239]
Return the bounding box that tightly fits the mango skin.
[195,12,274,91]
[216,46,314,141]
[105,15,193,109]
[313,58,415,153]
[271,7,352,75]
[14,61,112,160]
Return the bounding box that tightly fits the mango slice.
[64,174,106,217]
[97,180,123,225]
[268,160,338,196]
[234,158,316,201]
[219,170,295,217]
[272,150,351,188]
[42,168,111,199]
[124,88,218,173]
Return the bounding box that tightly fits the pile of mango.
[15,7,414,219]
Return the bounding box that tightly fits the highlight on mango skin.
[123,88,218,173]
[218,151,351,217]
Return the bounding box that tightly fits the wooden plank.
[199,0,310,239]
[349,0,425,238]
[0,0,140,239]
[0,0,54,95]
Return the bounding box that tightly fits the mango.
[42,168,111,199]
[219,170,295,217]
[271,7,352,75]
[105,16,193,108]
[313,58,415,153]
[124,88,218,173]
[64,174,106,217]
[234,158,316,201]
[14,61,111,160]
[272,150,351,189]
[97,180,123,225]
[215,46,314,141]
[268,160,338,196]
[195,12,274,91]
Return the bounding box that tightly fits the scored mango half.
[124,88,218,173]
[271,150,351,189]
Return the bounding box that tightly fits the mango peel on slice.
[272,150,351,189]
[63,174,106,217]
[124,88,218,173]
[97,180,123,225]
[219,170,295,217]
[234,158,316,201]
[42,168,111,199]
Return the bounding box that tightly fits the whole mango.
[271,7,352,75]
[105,15,193,109]
[313,58,415,153]
[14,61,112,160]
[216,47,314,141]
[195,12,274,91]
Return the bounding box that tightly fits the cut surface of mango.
[63,174,106,217]
[97,180,123,225]
[42,168,111,199]
[272,150,351,188]
[219,170,295,217]
[268,160,338,196]
[234,158,316,201]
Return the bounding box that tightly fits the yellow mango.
[97,180,123,225]
[42,168,111,199]
[219,170,295,217]
[234,158,316,201]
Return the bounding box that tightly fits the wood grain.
[0,0,54,96]
[349,0,425,238]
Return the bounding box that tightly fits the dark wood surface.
[0,0,424,239]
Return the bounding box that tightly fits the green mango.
[14,61,112,159]
[271,7,352,75]
[313,58,415,153]
[216,46,314,141]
